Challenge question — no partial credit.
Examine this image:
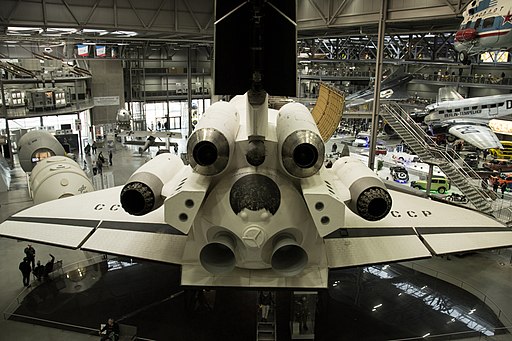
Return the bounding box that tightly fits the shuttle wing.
[448,123,502,150]
[0,186,187,264]
[324,189,512,269]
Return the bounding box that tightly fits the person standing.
[33,260,45,281]
[501,182,507,199]
[331,143,338,153]
[92,141,97,154]
[24,244,35,269]
[108,150,113,166]
[259,291,273,322]
[44,254,55,279]
[19,258,32,287]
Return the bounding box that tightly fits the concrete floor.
[0,140,511,340]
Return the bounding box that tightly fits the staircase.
[380,101,494,215]
[257,293,276,341]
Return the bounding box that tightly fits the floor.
[0,139,511,340]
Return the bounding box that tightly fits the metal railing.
[400,260,512,330]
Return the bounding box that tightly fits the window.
[455,108,461,112]
[483,17,495,29]
[482,104,488,108]
[472,106,478,110]
[464,107,470,110]
[490,103,497,108]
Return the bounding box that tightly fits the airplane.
[454,0,512,65]
[423,87,512,149]
[115,108,181,155]
[345,66,413,108]
[118,130,181,155]
[1,0,512,289]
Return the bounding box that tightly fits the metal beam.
[368,0,387,171]
[114,0,118,28]
[307,0,327,24]
[42,0,48,27]
[61,0,81,26]
[148,0,166,29]
[442,0,456,13]
[7,0,22,22]
[127,0,148,29]
[328,0,350,25]
[182,0,203,31]
[84,0,102,27]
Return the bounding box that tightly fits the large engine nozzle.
[187,101,239,176]
[271,234,308,277]
[332,157,392,221]
[120,153,183,216]
[277,103,325,178]
[200,232,236,275]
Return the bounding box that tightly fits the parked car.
[389,166,409,183]
[375,145,387,155]
[483,159,512,172]
[411,177,451,194]
[352,133,371,147]
[463,153,479,169]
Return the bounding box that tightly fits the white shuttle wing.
[1,185,511,279]
[0,186,187,264]
[448,123,502,150]
[324,189,512,269]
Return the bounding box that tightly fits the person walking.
[19,258,32,287]
[501,182,507,199]
[24,244,35,269]
[108,150,113,166]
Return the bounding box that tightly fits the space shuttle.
[1,0,512,288]
[424,87,512,150]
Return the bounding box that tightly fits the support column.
[0,79,12,164]
[187,46,193,138]
[368,0,388,171]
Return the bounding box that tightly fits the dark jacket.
[19,261,31,275]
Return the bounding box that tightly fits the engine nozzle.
[120,154,183,216]
[277,103,325,178]
[187,101,239,176]
[271,234,308,277]
[200,232,236,274]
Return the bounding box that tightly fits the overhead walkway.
[380,101,495,215]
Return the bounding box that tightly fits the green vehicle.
[410,177,451,194]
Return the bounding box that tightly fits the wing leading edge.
[448,123,502,150]
[1,184,511,285]
[0,186,188,264]
[324,189,512,269]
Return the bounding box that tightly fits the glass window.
[483,17,495,29]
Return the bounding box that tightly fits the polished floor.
[0,141,512,340]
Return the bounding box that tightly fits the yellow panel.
[311,83,345,141]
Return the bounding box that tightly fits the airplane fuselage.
[454,0,512,58]
[424,93,512,125]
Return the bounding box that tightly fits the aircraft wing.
[324,189,512,269]
[123,139,170,147]
[0,186,187,264]
[1,183,511,282]
[448,123,502,149]
[120,131,181,139]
